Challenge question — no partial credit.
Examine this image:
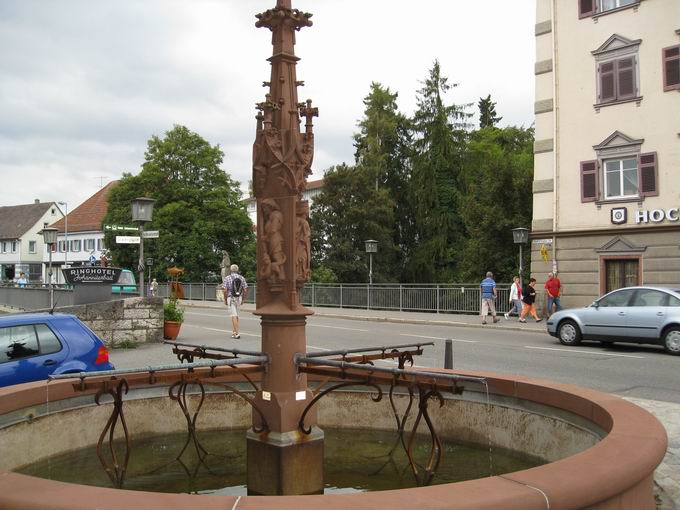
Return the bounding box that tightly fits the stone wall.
[55,297,163,346]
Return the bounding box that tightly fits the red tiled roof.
[50,181,119,233]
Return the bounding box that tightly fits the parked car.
[547,286,680,355]
[112,269,137,294]
[0,313,114,387]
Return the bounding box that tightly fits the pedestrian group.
[481,271,562,324]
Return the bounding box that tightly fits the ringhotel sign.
[62,267,123,285]
[611,206,680,225]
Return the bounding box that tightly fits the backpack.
[232,277,243,298]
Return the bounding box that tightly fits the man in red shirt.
[545,272,562,316]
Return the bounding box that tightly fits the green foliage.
[407,61,472,282]
[103,125,255,282]
[163,298,185,323]
[311,164,397,283]
[478,95,503,128]
[310,265,337,283]
[310,64,533,285]
[458,126,534,282]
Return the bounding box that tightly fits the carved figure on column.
[259,199,286,284]
[295,201,311,285]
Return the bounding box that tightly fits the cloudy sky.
[0,0,535,211]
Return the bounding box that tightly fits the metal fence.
[0,282,513,315]
[158,282,513,315]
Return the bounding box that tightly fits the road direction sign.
[142,230,160,239]
[104,224,139,232]
[116,236,141,244]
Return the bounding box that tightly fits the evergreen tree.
[478,94,503,128]
[310,164,397,283]
[353,83,413,279]
[407,61,471,282]
[103,125,255,282]
[458,126,534,282]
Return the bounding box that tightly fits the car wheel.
[558,320,582,346]
[663,327,680,356]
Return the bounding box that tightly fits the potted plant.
[163,298,184,340]
[163,266,185,340]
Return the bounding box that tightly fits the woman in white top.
[505,276,523,320]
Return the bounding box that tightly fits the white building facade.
[532,0,680,307]
[0,201,63,283]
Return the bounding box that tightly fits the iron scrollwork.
[299,381,383,435]
[94,379,131,489]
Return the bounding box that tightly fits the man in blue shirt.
[480,271,500,325]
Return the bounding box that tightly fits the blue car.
[0,313,115,387]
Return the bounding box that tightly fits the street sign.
[142,230,160,239]
[146,258,154,266]
[104,224,139,232]
[116,236,141,244]
[532,238,553,245]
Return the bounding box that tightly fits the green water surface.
[18,428,543,495]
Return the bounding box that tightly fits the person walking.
[544,272,563,317]
[519,278,542,323]
[480,271,500,325]
[222,264,248,339]
[505,276,523,320]
[17,272,27,288]
[150,278,158,297]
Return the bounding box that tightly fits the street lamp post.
[40,227,59,309]
[365,240,378,285]
[512,228,530,286]
[58,201,68,275]
[131,197,155,298]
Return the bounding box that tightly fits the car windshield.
[117,272,135,285]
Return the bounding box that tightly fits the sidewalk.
[181,299,549,334]
[181,299,678,508]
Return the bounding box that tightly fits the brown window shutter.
[617,57,636,99]
[579,0,596,18]
[639,152,658,197]
[581,160,598,202]
[663,46,680,91]
[599,62,616,103]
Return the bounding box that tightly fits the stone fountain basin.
[0,368,667,510]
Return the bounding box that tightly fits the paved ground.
[106,300,679,508]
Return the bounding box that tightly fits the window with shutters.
[579,0,638,18]
[592,35,641,107]
[585,132,658,203]
[663,45,680,91]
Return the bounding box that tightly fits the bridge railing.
[1,282,513,315]
[157,282,513,315]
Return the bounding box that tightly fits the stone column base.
[246,427,324,495]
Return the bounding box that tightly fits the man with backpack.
[222,264,248,339]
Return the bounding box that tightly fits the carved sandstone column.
[246,0,322,496]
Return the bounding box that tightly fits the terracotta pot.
[163,321,182,340]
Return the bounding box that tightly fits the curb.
[179,301,548,335]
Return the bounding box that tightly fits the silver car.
[546,286,680,355]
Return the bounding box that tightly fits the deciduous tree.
[103,125,255,282]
